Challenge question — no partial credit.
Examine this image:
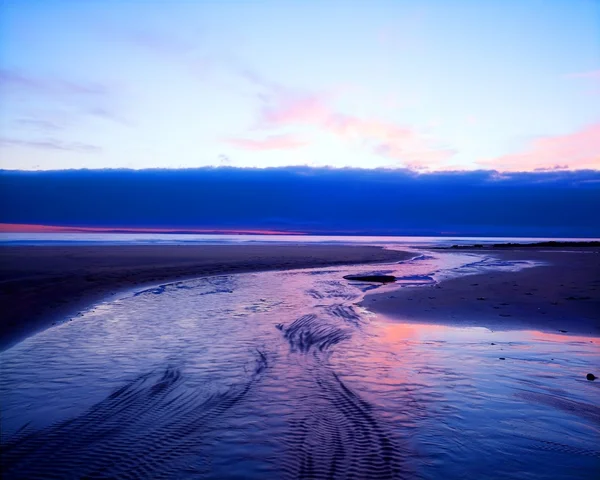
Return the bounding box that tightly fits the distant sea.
[0,233,597,247]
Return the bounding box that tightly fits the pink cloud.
[326,114,411,139]
[482,124,600,172]
[253,89,454,168]
[261,93,330,125]
[224,134,308,151]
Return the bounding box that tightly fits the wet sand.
[363,248,600,336]
[0,245,412,350]
[2,245,599,478]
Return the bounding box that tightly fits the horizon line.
[1,224,600,240]
[1,166,599,175]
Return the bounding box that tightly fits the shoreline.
[362,247,600,336]
[3,244,599,351]
[0,245,412,351]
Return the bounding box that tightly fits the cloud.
[483,124,600,171]
[0,69,109,97]
[0,137,102,153]
[233,69,599,172]
[1,167,598,237]
[259,91,331,126]
[325,113,456,167]
[16,118,65,132]
[84,106,130,125]
[1,68,125,129]
[224,134,308,151]
[231,81,455,168]
[533,165,569,172]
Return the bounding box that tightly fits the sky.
[1,0,599,172]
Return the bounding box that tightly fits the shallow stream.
[1,251,598,479]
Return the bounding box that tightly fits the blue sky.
[1,0,599,171]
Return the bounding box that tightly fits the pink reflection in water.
[1,252,598,479]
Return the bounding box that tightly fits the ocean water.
[1,250,598,479]
[0,232,597,246]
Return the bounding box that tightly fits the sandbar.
[0,244,411,350]
[363,247,600,336]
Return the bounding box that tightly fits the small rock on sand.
[343,274,396,283]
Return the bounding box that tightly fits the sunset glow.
[1,1,598,172]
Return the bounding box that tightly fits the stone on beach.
[343,274,396,283]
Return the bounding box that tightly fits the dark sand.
[363,248,600,336]
[0,245,411,350]
[3,245,599,350]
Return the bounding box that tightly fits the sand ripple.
[1,253,598,479]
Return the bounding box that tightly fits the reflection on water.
[3,232,599,246]
[1,252,598,479]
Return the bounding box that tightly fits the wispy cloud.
[224,134,308,151]
[482,124,600,172]
[0,137,102,153]
[84,106,130,124]
[15,118,65,132]
[1,68,128,150]
[259,92,330,126]
[229,79,455,168]
[0,69,110,97]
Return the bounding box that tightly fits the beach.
[363,247,600,335]
[0,244,412,350]
[3,245,599,351]
[1,242,599,479]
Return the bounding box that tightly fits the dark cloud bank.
[1,167,599,237]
